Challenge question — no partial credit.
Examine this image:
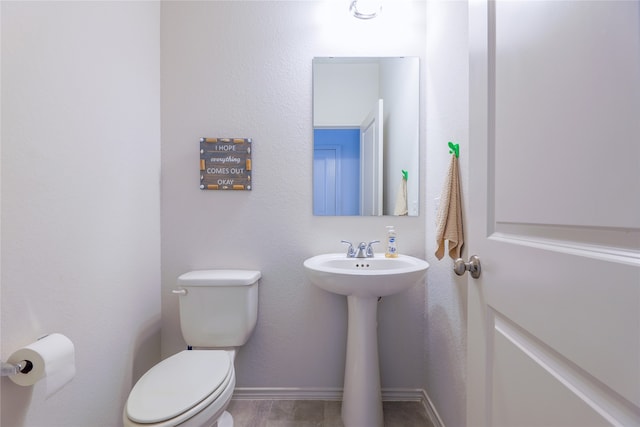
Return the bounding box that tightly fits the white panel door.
[313,148,337,215]
[360,99,383,216]
[467,1,640,426]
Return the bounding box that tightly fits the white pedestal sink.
[303,253,429,427]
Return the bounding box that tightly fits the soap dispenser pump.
[385,226,398,258]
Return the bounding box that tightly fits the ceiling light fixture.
[349,0,382,20]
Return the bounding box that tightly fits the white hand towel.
[394,178,408,216]
[435,155,464,260]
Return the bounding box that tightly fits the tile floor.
[226,399,434,427]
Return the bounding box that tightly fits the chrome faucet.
[341,240,356,258]
[342,240,380,258]
[354,242,368,258]
[366,240,380,257]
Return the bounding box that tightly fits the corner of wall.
[424,1,470,427]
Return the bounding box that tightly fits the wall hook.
[448,141,459,158]
[402,169,408,181]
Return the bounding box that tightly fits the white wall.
[160,0,427,393]
[380,58,420,215]
[0,2,470,427]
[1,2,161,426]
[313,61,379,126]
[424,1,470,427]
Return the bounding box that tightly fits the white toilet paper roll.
[7,333,75,397]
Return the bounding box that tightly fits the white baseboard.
[232,387,444,427]
[233,387,343,401]
[419,388,446,427]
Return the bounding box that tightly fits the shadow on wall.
[427,303,467,427]
[1,316,161,427]
[129,315,162,388]
[117,314,162,424]
[1,378,33,426]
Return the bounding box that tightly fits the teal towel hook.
[402,169,408,181]
[448,141,460,158]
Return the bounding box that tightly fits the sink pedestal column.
[342,295,383,427]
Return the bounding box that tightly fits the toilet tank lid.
[178,269,261,286]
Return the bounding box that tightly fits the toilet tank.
[176,270,260,347]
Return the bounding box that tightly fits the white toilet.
[123,269,261,427]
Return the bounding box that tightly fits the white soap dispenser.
[385,226,398,258]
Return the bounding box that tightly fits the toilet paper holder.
[1,360,33,376]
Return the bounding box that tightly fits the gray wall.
[1,1,470,426]
[1,2,161,425]
[160,0,428,392]
[425,2,470,426]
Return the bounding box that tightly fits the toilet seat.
[125,350,233,426]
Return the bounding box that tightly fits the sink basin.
[303,252,429,427]
[303,253,429,297]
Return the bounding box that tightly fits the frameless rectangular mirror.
[312,57,420,216]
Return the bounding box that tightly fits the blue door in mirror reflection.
[313,129,360,215]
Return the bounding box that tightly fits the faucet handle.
[366,240,380,257]
[341,240,356,258]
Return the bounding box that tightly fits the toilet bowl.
[124,350,235,427]
[124,269,261,427]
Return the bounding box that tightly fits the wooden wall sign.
[200,137,252,190]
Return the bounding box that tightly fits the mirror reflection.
[312,57,419,216]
